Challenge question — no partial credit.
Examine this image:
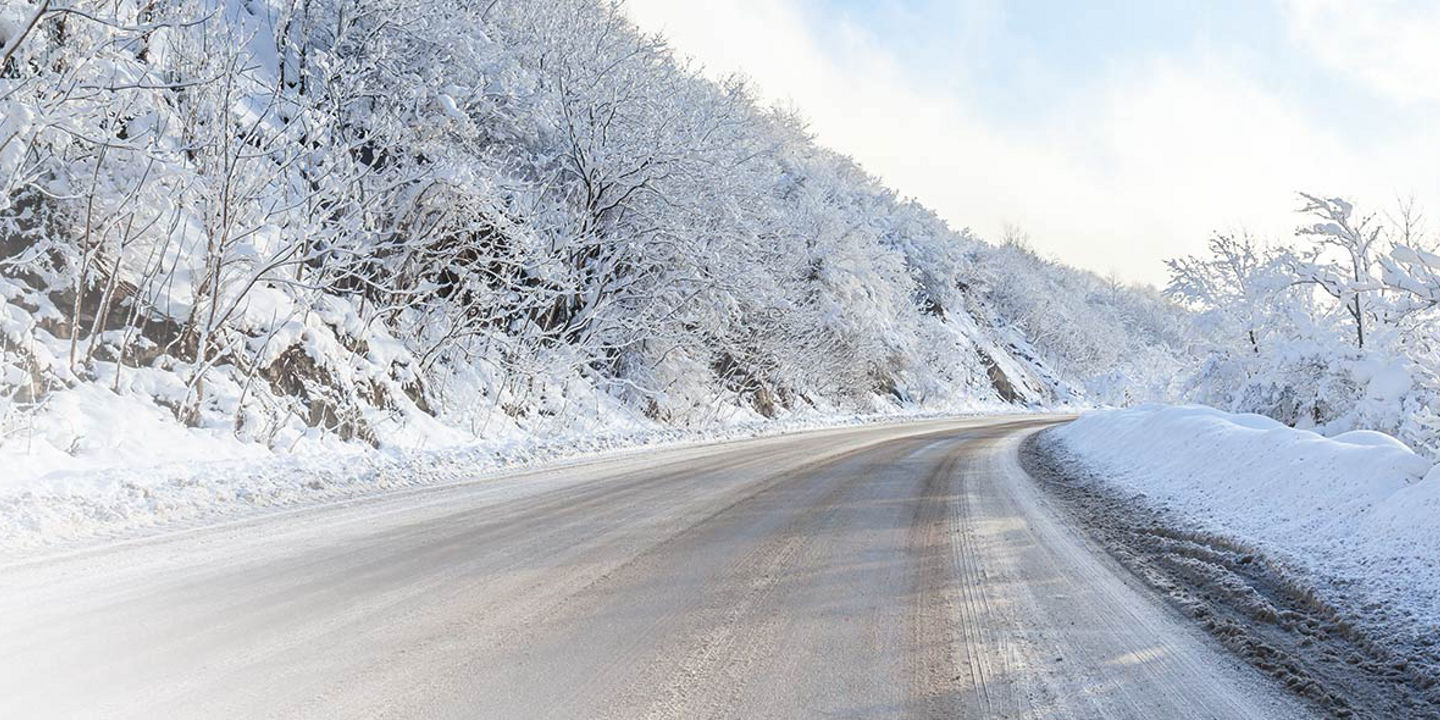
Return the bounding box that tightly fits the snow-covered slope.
[1048,405,1440,631]
[0,0,1191,507]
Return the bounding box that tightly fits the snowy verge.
[1047,404,1440,632]
[0,406,1030,556]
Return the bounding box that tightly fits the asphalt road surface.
[0,416,1313,718]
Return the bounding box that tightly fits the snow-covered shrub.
[1168,194,1440,457]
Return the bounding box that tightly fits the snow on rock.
[1050,404,1440,629]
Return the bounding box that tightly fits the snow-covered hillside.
[0,0,1190,496]
[1046,405,1440,632]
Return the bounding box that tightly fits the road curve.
[0,416,1313,719]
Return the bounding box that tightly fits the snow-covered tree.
[0,0,1202,465]
[1167,192,1440,456]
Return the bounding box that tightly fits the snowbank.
[0,384,274,490]
[1049,404,1440,630]
[0,406,1018,554]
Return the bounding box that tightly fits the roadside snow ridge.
[1052,404,1439,631]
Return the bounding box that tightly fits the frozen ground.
[1034,405,1440,716]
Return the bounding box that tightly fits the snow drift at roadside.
[1048,405,1440,629]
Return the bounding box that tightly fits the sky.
[623,0,1440,286]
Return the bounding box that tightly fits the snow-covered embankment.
[1048,404,1440,630]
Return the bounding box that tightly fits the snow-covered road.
[0,417,1312,719]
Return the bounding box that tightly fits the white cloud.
[624,0,1440,286]
[1282,0,1440,105]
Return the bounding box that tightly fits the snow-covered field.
[1048,404,1440,630]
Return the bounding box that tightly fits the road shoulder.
[1022,428,1440,718]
